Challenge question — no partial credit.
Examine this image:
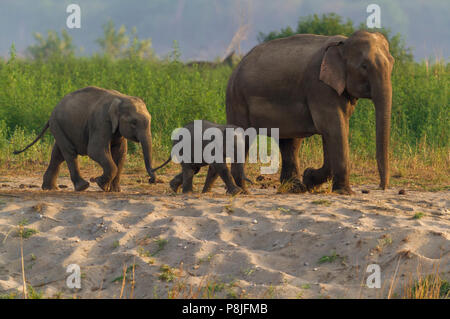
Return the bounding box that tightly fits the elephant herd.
[14,30,394,195]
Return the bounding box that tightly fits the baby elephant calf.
[153,120,247,195]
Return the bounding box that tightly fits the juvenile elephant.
[152,120,246,195]
[226,31,394,194]
[14,86,156,192]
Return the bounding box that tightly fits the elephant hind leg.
[110,139,127,192]
[42,143,64,190]
[50,121,89,191]
[303,136,332,190]
[279,138,307,193]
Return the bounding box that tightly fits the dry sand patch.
[0,174,448,298]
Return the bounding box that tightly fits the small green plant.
[0,292,18,299]
[18,226,38,239]
[263,285,276,299]
[152,238,168,256]
[301,283,311,289]
[413,212,425,219]
[27,285,43,299]
[376,234,393,252]
[112,265,136,283]
[318,251,339,264]
[198,253,215,264]
[137,246,151,257]
[205,280,225,298]
[241,267,255,276]
[159,265,177,282]
[405,274,450,299]
[113,240,120,248]
[312,199,332,207]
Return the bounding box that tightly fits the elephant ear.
[108,98,122,134]
[319,41,346,95]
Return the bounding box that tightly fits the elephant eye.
[131,119,138,126]
[361,63,368,70]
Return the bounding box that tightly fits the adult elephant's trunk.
[371,74,392,190]
[139,131,156,183]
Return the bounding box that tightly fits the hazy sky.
[0,0,448,61]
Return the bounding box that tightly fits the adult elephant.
[226,30,394,194]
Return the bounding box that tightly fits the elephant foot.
[201,186,212,193]
[169,179,181,193]
[279,178,307,194]
[332,187,355,195]
[90,177,110,192]
[182,189,194,194]
[110,183,121,192]
[42,183,58,191]
[226,186,243,196]
[303,168,330,191]
[74,180,90,192]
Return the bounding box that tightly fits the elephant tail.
[151,156,172,173]
[13,121,50,155]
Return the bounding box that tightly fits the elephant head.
[108,97,156,183]
[319,30,395,189]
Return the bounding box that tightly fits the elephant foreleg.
[279,138,307,193]
[202,165,219,193]
[322,123,353,195]
[170,172,183,193]
[110,139,127,192]
[42,143,64,190]
[303,136,332,190]
[88,146,118,192]
[215,163,242,195]
[181,165,195,194]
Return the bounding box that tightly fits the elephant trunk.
[372,74,392,190]
[139,131,156,183]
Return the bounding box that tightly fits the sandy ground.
[0,172,448,299]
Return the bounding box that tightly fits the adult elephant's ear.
[319,41,346,95]
[108,98,122,133]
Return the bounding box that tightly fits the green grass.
[111,265,136,283]
[312,199,332,206]
[318,251,340,264]
[0,54,448,177]
[159,264,177,282]
[413,212,426,219]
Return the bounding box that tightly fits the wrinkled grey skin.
[226,31,394,194]
[154,120,245,195]
[14,86,156,192]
